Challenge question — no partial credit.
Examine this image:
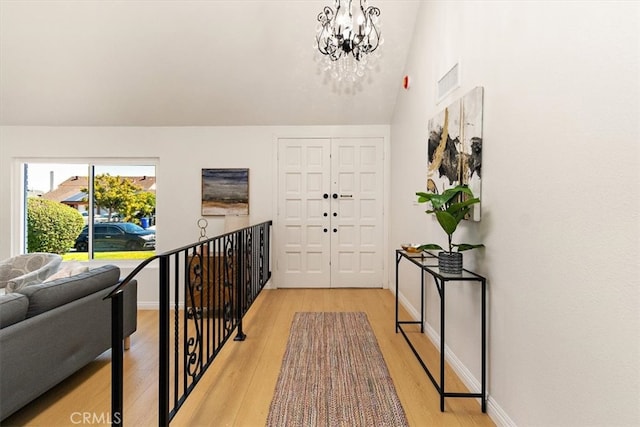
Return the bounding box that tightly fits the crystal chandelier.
[316,0,382,63]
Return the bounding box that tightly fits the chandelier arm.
[368,26,381,53]
[316,28,330,55]
[317,6,334,24]
[364,6,381,18]
[362,6,381,53]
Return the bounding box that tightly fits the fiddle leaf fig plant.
[416,184,484,254]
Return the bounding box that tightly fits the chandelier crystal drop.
[316,0,382,63]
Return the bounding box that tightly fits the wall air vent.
[437,62,460,102]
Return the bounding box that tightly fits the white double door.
[277,137,384,288]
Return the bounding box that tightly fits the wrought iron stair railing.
[105,220,272,426]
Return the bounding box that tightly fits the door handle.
[332,193,338,199]
[333,212,337,217]
[333,228,337,233]
[324,228,328,233]
[324,213,328,217]
[323,193,329,199]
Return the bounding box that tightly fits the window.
[23,161,156,261]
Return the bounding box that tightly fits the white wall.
[390,1,639,426]
[0,125,390,306]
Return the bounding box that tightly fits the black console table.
[395,249,487,412]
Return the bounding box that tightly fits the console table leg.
[481,278,487,412]
[395,253,400,333]
[440,279,445,412]
[420,272,425,333]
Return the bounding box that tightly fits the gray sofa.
[0,264,137,421]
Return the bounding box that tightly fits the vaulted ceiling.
[0,1,421,127]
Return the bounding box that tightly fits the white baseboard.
[423,321,480,395]
[486,397,517,427]
[396,290,516,427]
[137,301,159,310]
[137,301,185,310]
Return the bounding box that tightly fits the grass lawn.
[62,251,156,261]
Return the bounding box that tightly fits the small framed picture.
[201,168,249,216]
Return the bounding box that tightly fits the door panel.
[278,139,331,287]
[330,138,383,288]
[277,137,383,288]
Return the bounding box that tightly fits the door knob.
[323,193,329,199]
[324,213,328,217]
[333,212,337,217]
[333,228,337,233]
[324,228,328,233]
[332,193,338,199]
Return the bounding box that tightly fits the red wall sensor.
[402,75,410,90]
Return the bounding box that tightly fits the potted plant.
[415,184,484,273]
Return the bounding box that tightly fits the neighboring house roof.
[63,192,89,203]
[41,176,156,204]
[41,176,88,204]
[128,176,156,191]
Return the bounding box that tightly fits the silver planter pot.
[438,251,463,274]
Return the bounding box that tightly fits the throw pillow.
[44,262,90,282]
[3,253,62,293]
[6,276,42,293]
[0,263,12,282]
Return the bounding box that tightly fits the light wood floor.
[3,289,494,427]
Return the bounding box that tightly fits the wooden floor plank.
[3,289,494,427]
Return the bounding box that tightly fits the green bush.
[27,198,84,254]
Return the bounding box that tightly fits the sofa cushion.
[16,265,121,318]
[0,293,29,328]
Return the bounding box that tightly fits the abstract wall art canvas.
[201,168,249,216]
[427,86,484,221]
